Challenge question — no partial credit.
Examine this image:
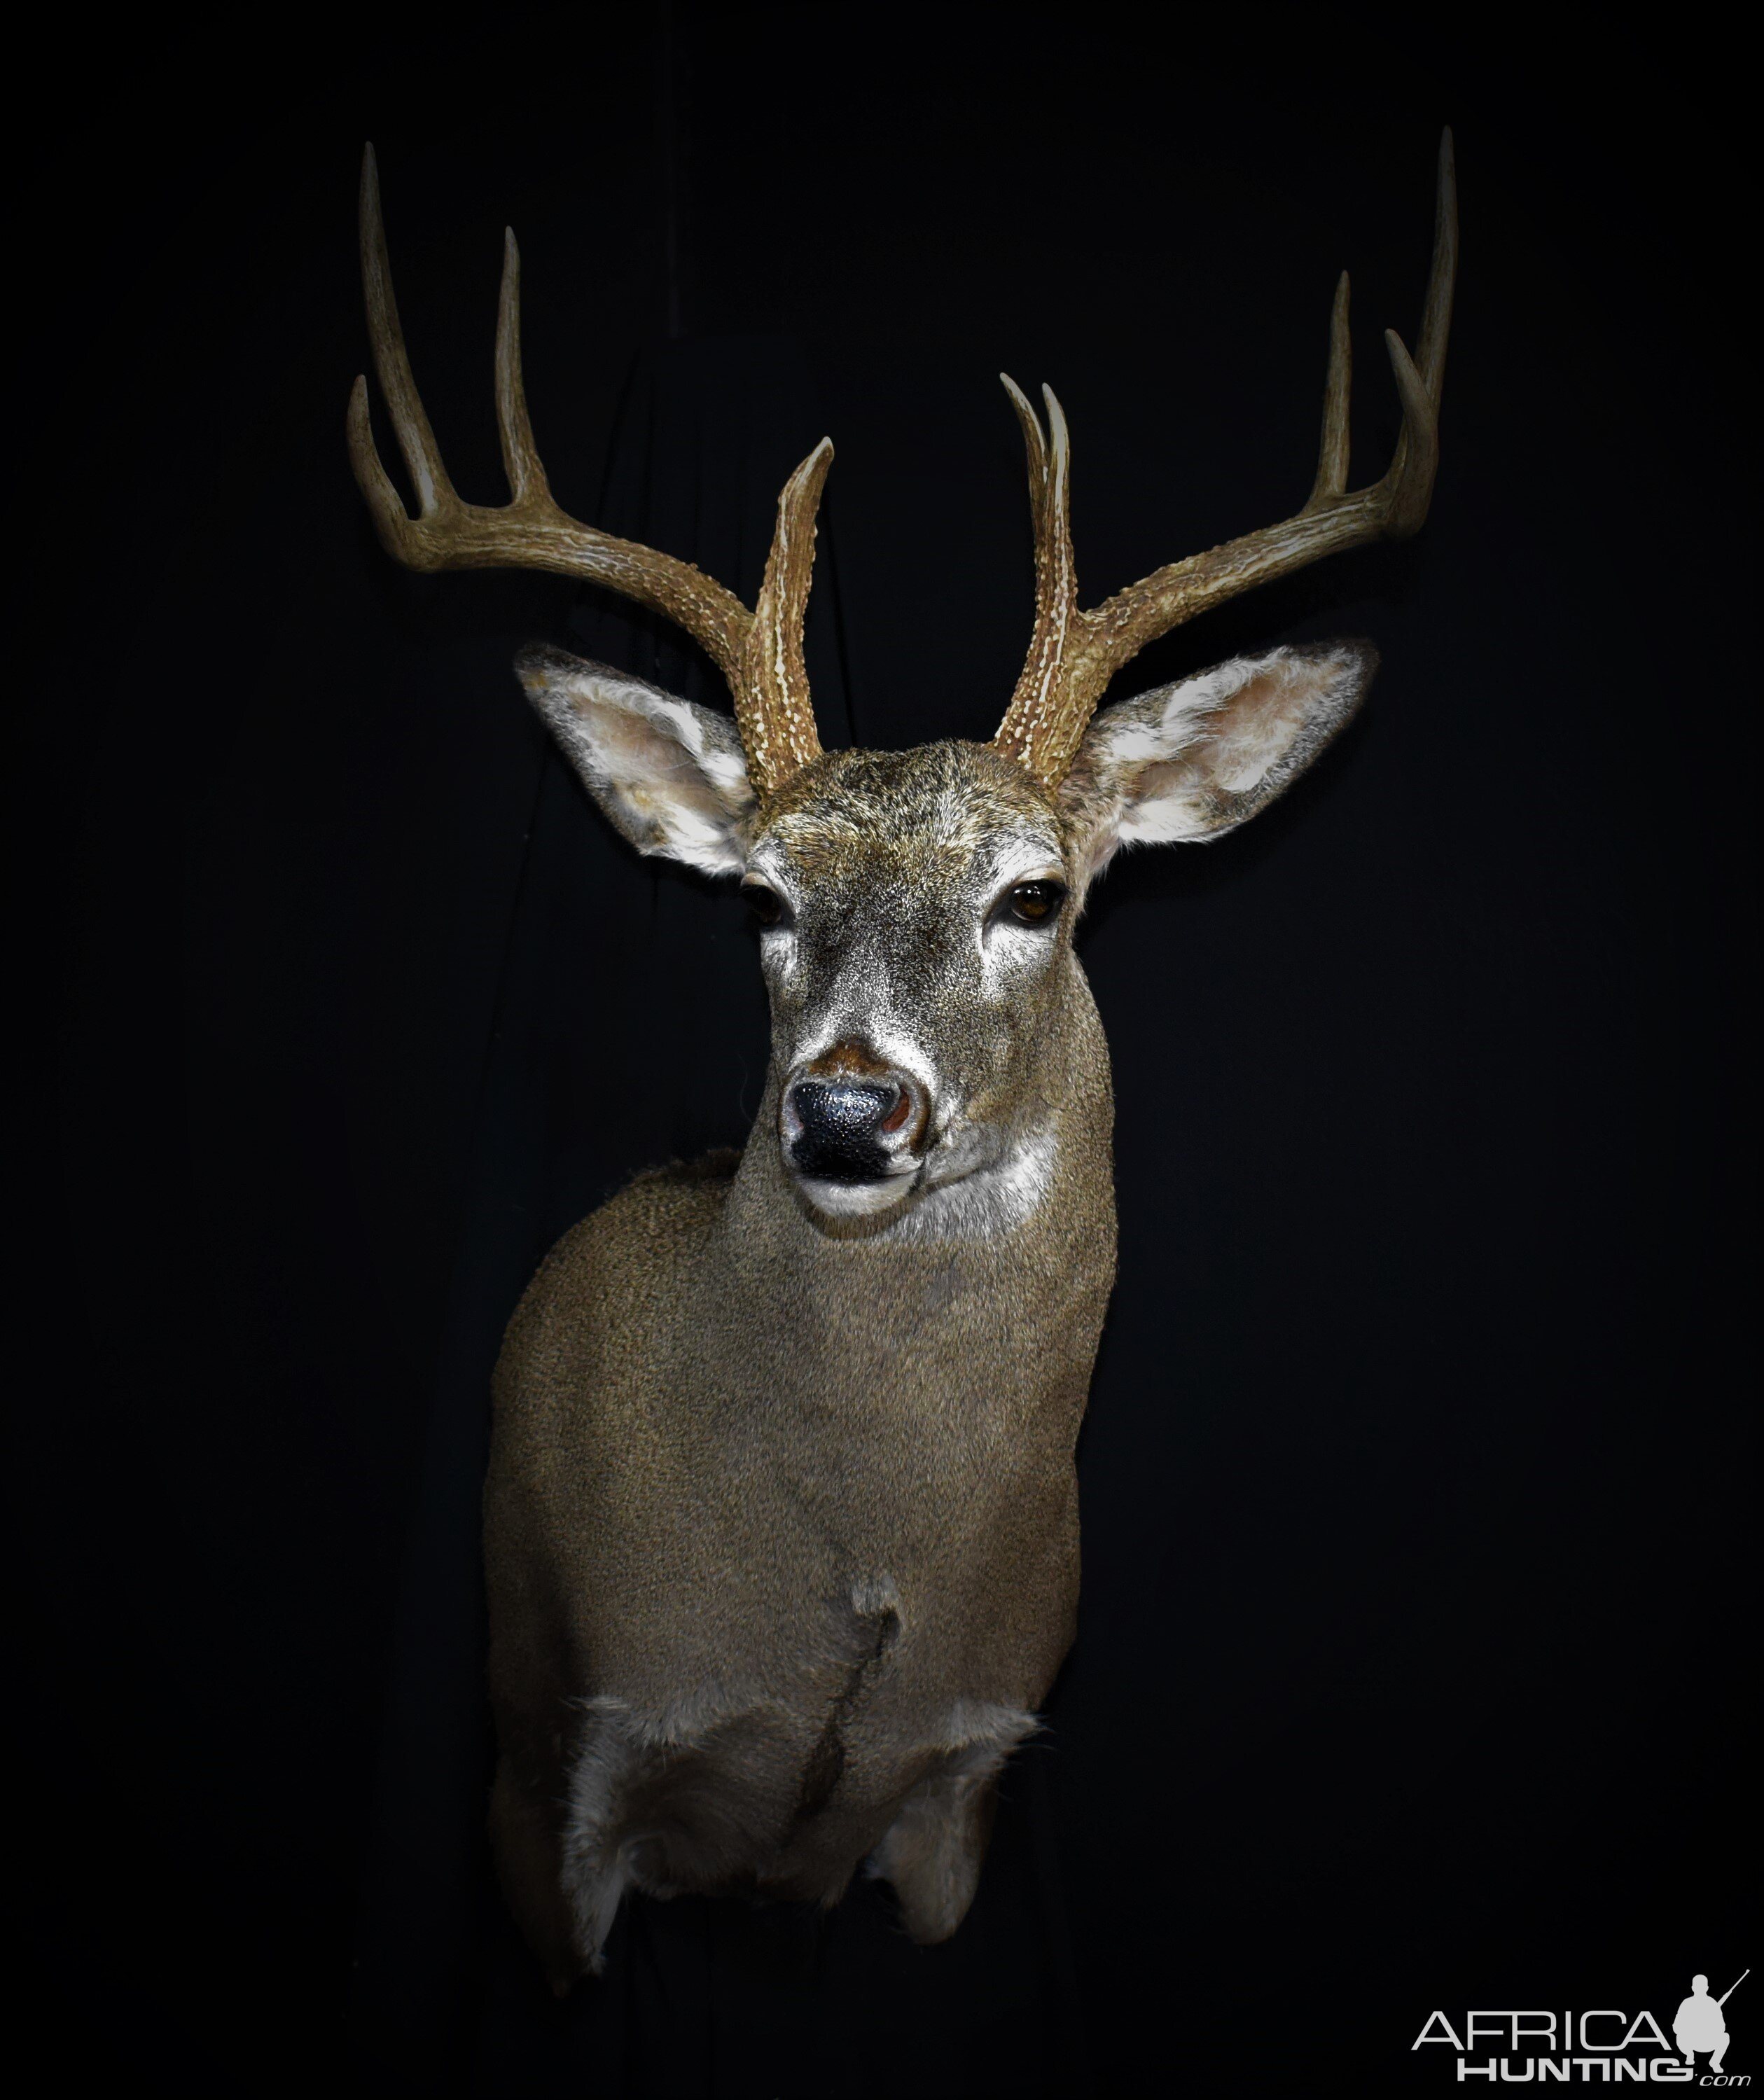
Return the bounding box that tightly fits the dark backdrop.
[13,10,1754,2096]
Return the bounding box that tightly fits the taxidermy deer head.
[350,134,1454,1987]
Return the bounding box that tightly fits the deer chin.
[790,1165,921,1222]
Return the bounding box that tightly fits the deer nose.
[786,1077,916,1183]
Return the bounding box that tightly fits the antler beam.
[347,146,829,800]
[994,129,1458,790]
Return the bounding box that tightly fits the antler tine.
[1380,328,1438,537]
[992,377,1079,777]
[990,130,1458,792]
[1306,272,1354,511]
[1001,374,1049,515]
[1368,127,1457,539]
[494,227,548,506]
[355,144,457,522]
[741,438,833,791]
[1415,126,1458,399]
[1041,384,1075,606]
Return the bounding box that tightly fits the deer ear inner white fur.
[516,644,758,877]
[1057,641,1376,884]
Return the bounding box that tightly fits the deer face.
[522,639,1375,1223]
[745,743,1070,1218]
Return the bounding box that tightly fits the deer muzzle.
[782,1050,927,1214]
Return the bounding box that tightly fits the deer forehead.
[751,743,1064,896]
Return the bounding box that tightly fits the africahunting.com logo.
[1415,1970,1748,2085]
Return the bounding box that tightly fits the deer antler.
[347,146,829,800]
[993,129,1457,791]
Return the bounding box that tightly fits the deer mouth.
[791,1164,922,1220]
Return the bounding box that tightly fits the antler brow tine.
[992,128,1458,791]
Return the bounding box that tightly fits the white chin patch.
[794,1174,917,1219]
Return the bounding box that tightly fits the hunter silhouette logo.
[1676,1973,1745,2079]
[1412,1968,1749,2083]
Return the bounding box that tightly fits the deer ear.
[516,644,758,877]
[1057,641,1375,882]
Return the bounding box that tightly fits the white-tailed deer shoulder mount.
[349,132,1457,1989]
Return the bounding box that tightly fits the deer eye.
[1004,880,1066,926]
[744,881,788,928]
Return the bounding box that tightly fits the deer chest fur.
[483,1048,1115,1968]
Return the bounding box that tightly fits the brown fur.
[484,743,1116,1984]
[485,644,1371,1985]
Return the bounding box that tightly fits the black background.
[13,8,1754,2096]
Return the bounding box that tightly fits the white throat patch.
[885,1126,1059,1244]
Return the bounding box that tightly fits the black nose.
[788,1080,900,1183]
